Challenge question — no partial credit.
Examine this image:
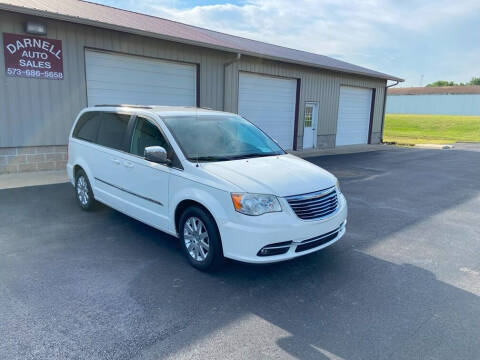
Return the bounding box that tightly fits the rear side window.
[73,112,101,142]
[96,113,130,150]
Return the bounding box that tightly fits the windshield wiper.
[225,153,279,160]
[187,156,231,162]
[188,153,281,162]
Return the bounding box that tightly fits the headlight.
[231,193,282,216]
[336,179,342,194]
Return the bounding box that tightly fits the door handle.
[112,159,120,165]
[124,161,134,168]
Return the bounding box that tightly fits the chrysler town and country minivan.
[67,106,347,270]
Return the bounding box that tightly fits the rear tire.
[179,206,224,271]
[75,169,95,211]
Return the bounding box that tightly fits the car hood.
[201,154,336,197]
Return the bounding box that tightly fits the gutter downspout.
[380,80,399,143]
[223,53,242,111]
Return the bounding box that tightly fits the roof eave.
[0,3,404,82]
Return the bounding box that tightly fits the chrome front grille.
[286,187,338,220]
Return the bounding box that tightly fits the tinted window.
[162,115,284,162]
[96,113,130,150]
[130,117,168,157]
[73,112,101,142]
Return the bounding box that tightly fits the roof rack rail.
[94,104,153,109]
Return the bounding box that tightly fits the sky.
[94,0,480,87]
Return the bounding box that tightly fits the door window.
[96,113,130,150]
[304,106,313,128]
[130,117,168,157]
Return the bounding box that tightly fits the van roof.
[90,105,232,117]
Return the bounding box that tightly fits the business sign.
[3,33,64,80]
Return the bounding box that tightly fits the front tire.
[75,169,95,211]
[179,206,224,271]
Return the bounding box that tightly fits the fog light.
[257,243,291,257]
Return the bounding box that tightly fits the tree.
[426,80,457,87]
[425,77,480,87]
[468,77,480,85]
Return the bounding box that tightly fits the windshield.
[162,115,285,162]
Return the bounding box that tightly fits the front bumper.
[219,193,348,263]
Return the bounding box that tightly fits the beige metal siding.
[0,11,229,147]
[224,56,387,148]
[1,11,387,149]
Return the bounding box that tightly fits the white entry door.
[85,50,197,106]
[336,86,372,146]
[302,102,319,149]
[238,72,297,149]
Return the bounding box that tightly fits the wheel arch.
[171,183,230,235]
[175,199,217,235]
[71,159,96,197]
[73,164,83,179]
[175,198,226,260]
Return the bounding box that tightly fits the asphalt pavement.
[0,146,479,360]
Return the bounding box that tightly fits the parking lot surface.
[1,146,479,360]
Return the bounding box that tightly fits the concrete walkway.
[290,144,397,158]
[0,169,69,190]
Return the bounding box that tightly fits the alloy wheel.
[77,176,89,206]
[184,216,210,262]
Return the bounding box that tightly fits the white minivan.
[67,106,347,270]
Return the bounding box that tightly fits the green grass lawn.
[383,114,480,145]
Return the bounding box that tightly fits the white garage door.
[85,50,197,107]
[336,86,373,146]
[238,73,297,149]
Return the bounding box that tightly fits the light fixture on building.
[25,21,47,35]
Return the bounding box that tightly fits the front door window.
[130,116,168,157]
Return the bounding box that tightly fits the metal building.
[387,86,480,116]
[0,0,402,173]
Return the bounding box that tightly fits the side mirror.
[145,146,171,165]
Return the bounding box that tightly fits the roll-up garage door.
[238,73,297,149]
[85,50,197,107]
[335,86,373,146]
